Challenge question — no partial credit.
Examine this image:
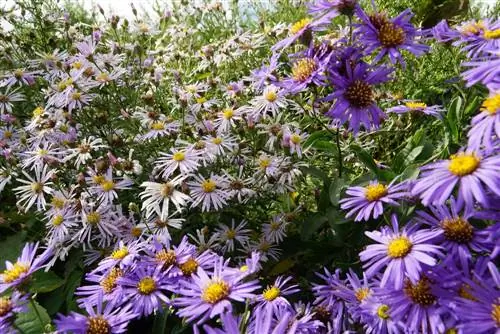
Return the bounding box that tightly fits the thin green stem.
[336,128,343,177]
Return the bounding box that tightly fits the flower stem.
[336,128,343,177]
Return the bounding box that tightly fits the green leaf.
[350,144,379,175]
[64,269,83,312]
[0,232,26,271]
[301,166,329,183]
[405,146,424,166]
[14,300,51,334]
[268,258,295,276]
[301,213,328,240]
[329,178,344,206]
[29,271,65,293]
[400,164,420,181]
[152,307,171,334]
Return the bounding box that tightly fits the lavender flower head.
[467,93,500,151]
[387,100,444,119]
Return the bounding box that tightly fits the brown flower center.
[378,23,406,48]
[440,217,474,243]
[345,80,374,108]
[404,278,436,306]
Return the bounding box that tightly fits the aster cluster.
[0,0,499,333]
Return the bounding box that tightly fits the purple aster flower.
[413,197,492,269]
[278,51,329,94]
[250,53,279,91]
[384,276,448,334]
[467,93,500,151]
[411,148,500,208]
[355,8,429,65]
[255,276,300,314]
[455,262,500,334]
[333,269,373,322]
[144,236,195,275]
[76,267,126,307]
[308,0,358,18]
[118,265,171,316]
[202,312,242,334]
[0,87,24,114]
[312,268,348,333]
[340,180,408,221]
[454,19,500,58]
[360,215,443,289]
[461,50,500,90]
[279,302,325,333]
[432,19,460,43]
[0,292,28,332]
[387,100,444,119]
[174,257,259,324]
[247,306,292,334]
[55,295,137,334]
[359,292,403,334]
[91,240,142,274]
[0,242,52,293]
[324,61,392,134]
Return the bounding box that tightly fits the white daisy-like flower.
[262,214,289,244]
[13,165,55,212]
[188,228,220,252]
[139,176,191,220]
[213,107,242,135]
[226,168,256,203]
[0,167,15,193]
[283,128,308,158]
[138,213,185,242]
[21,142,63,170]
[155,148,201,179]
[245,237,282,262]
[256,153,280,177]
[74,203,118,249]
[188,174,229,212]
[45,208,78,246]
[65,136,107,168]
[203,134,238,160]
[215,219,251,253]
[249,85,288,119]
[87,168,133,205]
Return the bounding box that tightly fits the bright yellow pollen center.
[365,183,388,201]
[355,288,371,302]
[33,106,44,118]
[292,58,317,82]
[222,108,234,119]
[71,92,82,100]
[212,137,223,145]
[263,286,280,301]
[93,175,105,184]
[137,276,156,294]
[111,247,128,260]
[2,262,29,283]
[387,237,412,258]
[201,179,217,193]
[196,97,207,104]
[461,21,484,35]
[0,297,12,317]
[86,211,101,225]
[492,303,500,326]
[448,154,480,176]
[14,69,24,78]
[240,265,248,272]
[96,72,110,82]
[52,215,64,226]
[151,121,165,130]
[101,180,115,192]
[51,197,65,209]
[72,61,82,69]
[179,258,199,276]
[484,29,500,39]
[172,151,185,161]
[100,268,123,294]
[290,134,302,144]
[202,280,230,304]
[259,158,271,169]
[377,304,390,319]
[87,316,110,334]
[38,149,48,156]
[265,91,278,102]
[290,18,311,35]
[482,94,500,115]
[405,101,427,110]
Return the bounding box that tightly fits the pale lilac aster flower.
[139,176,191,219]
[272,15,333,52]
[467,93,500,151]
[45,208,78,246]
[214,107,242,135]
[155,148,201,178]
[65,136,108,168]
[256,276,300,314]
[0,292,28,332]
[215,219,251,253]
[88,168,133,204]
[188,174,229,212]
[0,242,52,293]
[21,143,63,171]
[340,180,408,222]
[262,214,289,243]
[13,165,55,212]
[0,88,25,114]
[92,240,142,274]
[360,215,443,289]
[387,100,444,119]
[74,203,119,248]
[76,267,126,307]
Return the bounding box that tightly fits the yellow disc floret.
[481,94,500,115]
[2,262,29,283]
[201,179,217,193]
[387,237,412,258]
[202,280,230,304]
[137,276,156,295]
[292,58,317,82]
[448,153,480,177]
[290,18,311,35]
[365,183,388,202]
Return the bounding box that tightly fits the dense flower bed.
[0,0,498,333]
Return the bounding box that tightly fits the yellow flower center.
[226,229,236,239]
[111,247,128,260]
[57,78,73,91]
[202,280,230,304]
[484,29,500,39]
[259,158,271,169]
[292,58,317,82]
[446,329,458,334]
[179,258,199,276]
[265,90,278,102]
[33,106,44,118]
[2,262,29,283]
[72,61,82,69]
[405,101,427,110]
[137,276,156,295]
[290,18,311,35]
[290,134,302,144]
[172,151,185,162]
[99,268,123,294]
[51,197,65,209]
[263,286,280,301]
[14,69,24,78]
[461,21,484,35]
[151,121,165,130]
[448,154,480,177]
[101,180,115,192]
[161,183,174,197]
[71,92,82,101]
[441,217,474,243]
[31,182,44,193]
[387,237,412,258]
[355,288,371,302]
[458,283,477,301]
[482,94,500,115]
[239,265,248,272]
[86,211,101,225]
[0,297,12,317]
[378,23,406,47]
[492,303,500,326]
[3,130,12,139]
[93,175,105,184]
[222,108,234,120]
[96,72,110,82]
[365,183,388,201]
[377,304,390,319]
[156,249,177,267]
[52,215,64,226]
[87,316,110,334]
[404,278,436,306]
[212,137,223,145]
[201,179,217,193]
